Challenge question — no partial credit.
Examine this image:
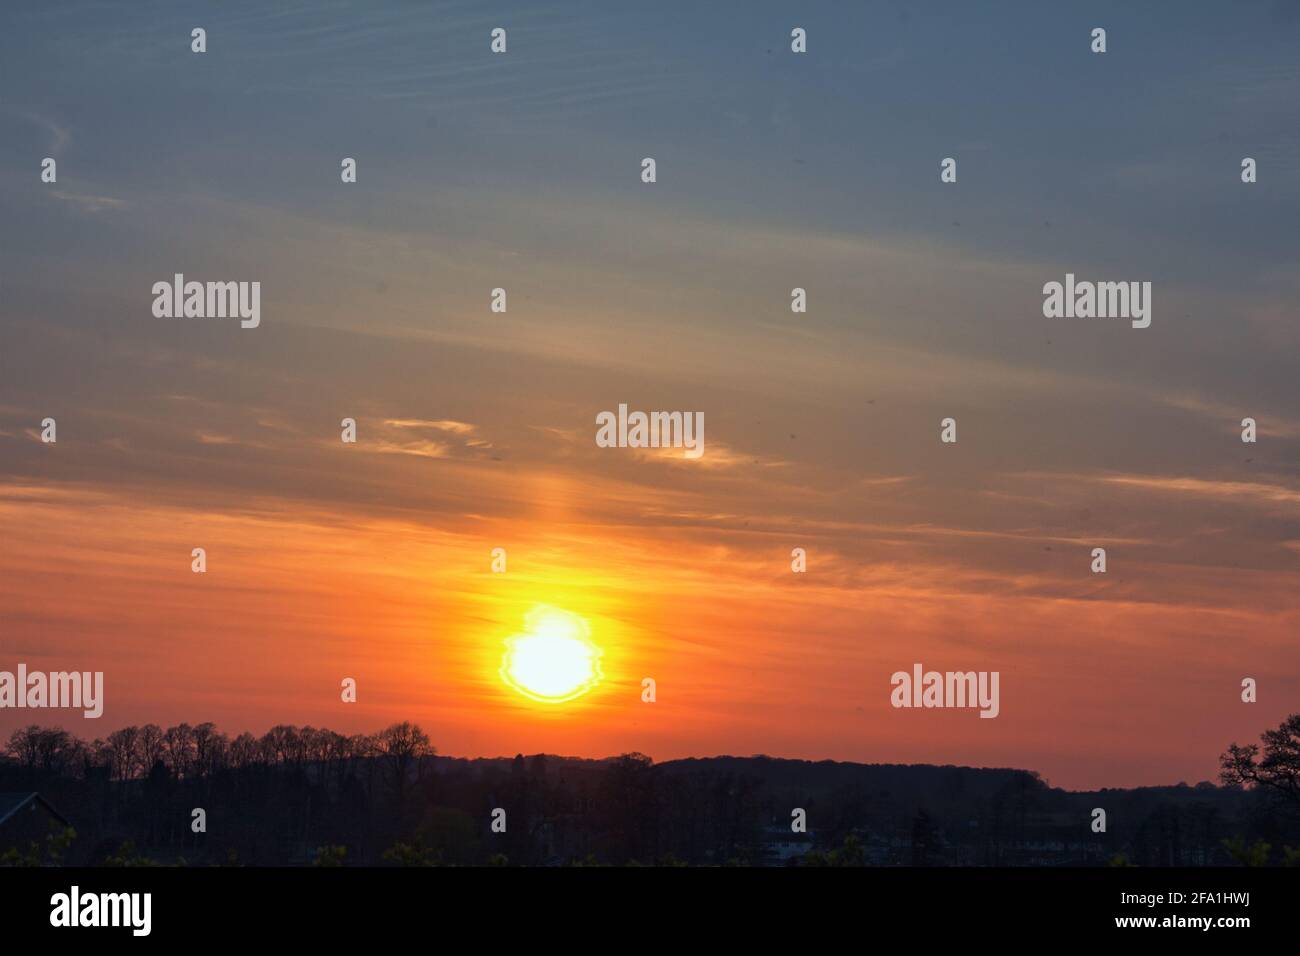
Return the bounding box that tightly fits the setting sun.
[501,605,603,704]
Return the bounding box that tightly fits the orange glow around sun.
[500,605,603,704]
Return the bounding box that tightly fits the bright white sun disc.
[501,607,602,703]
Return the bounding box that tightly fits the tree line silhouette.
[2,714,1298,866]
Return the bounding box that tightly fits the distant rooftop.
[0,792,71,828]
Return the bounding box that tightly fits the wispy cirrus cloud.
[50,190,128,213]
[1155,392,1300,438]
[1,106,70,154]
[363,418,493,459]
[629,440,787,470]
[385,418,478,436]
[1099,474,1300,508]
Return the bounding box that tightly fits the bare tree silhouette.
[1220,713,1300,813]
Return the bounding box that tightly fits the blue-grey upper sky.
[4,1,1299,388]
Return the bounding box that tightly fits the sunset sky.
[2,1,1298,790]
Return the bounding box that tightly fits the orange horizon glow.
[2,463,1296,793]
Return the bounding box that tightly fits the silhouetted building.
[0,792,72,851]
